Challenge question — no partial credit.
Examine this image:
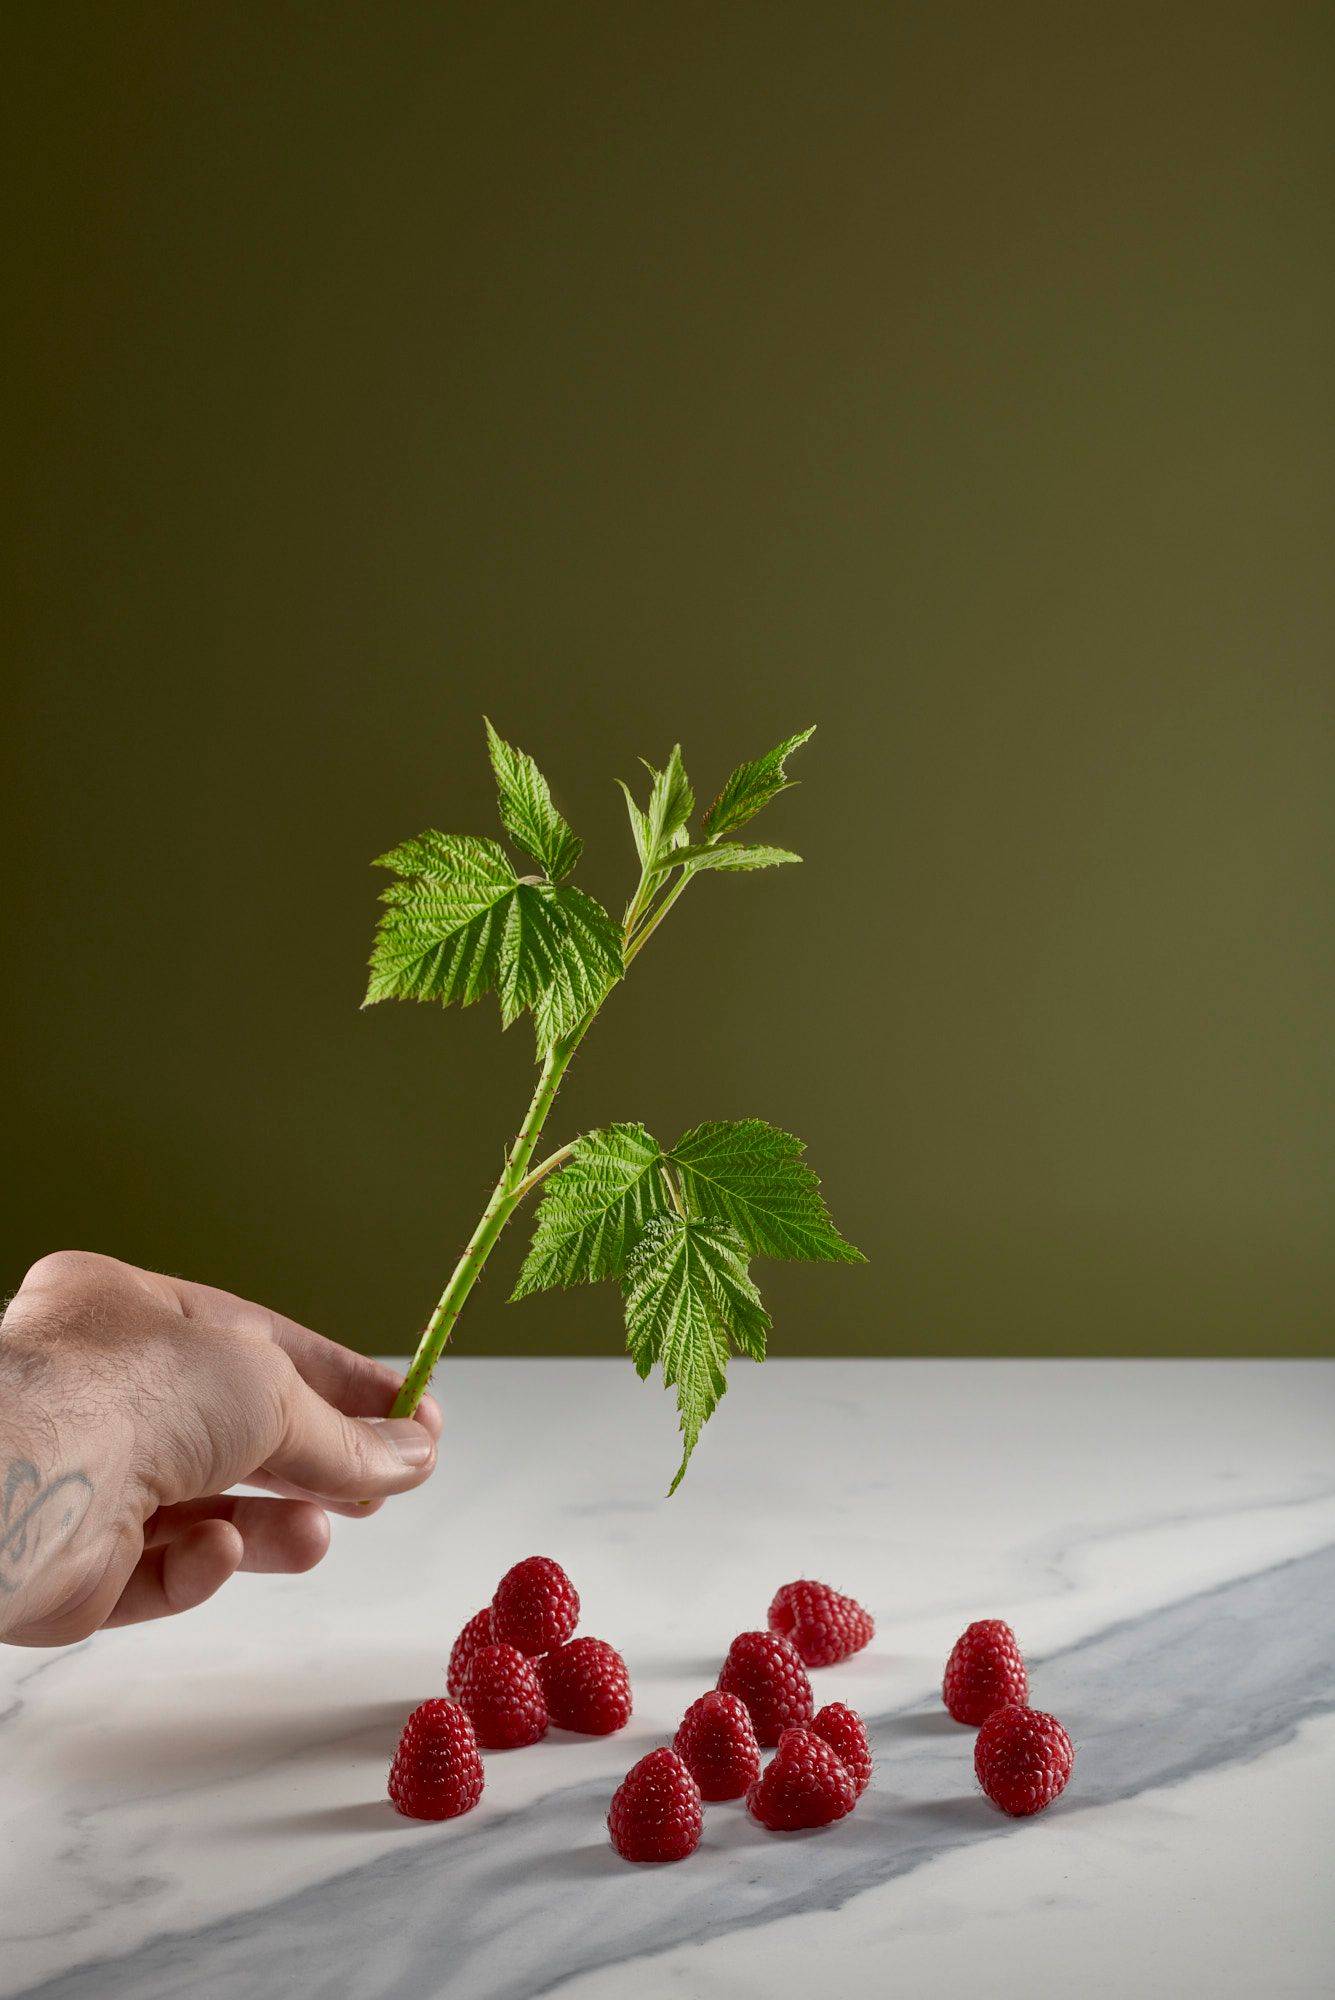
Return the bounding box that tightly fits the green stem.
[391,842,708,1418]
[660,1159,687,1218]
[624,868,693,966]
[390,1027,589,1417]
[622,870,656,939]
[511,1139,577,1203]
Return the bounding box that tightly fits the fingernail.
[367,1418,433,1467]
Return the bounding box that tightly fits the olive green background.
[6,2,1332,1359]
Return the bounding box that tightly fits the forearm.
[0,1324,136,1644]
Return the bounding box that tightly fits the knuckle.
[341,1417,382,1482]
[229,1303,281,1350]
[20,1249,109,1296]
[254,1345,301,1447]
[261,1341,301,1401]
[4,1253,132,1360]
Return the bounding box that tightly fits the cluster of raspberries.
[386,1564,1075,1842]
[610,1577,875,1862]
[388,1556,631,1820]
[942,1618,1075,1817]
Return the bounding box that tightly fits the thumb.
[266,1371,436,1502]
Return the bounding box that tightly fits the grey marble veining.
[12,1542,1335,2000]
[2,1360,1333,1999]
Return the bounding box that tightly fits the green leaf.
[643,744,694,854]
[669,1119,865,1263]
[366,833,621,1046]
[616,780,651,866]
[505,882,623,1047]
[622,1215,770,1492]
[702,727,815,839]
[364,834,518,1008]
[485,719,583,882]
[619,746,695,883]
[649,842,801,875]
[511,1124,672,1297]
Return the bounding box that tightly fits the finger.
[265,1370,437,1502]
[409,1387,444,1442]
[162,1274,444,1441]
[238,1469,387,1518]
[269,1323,445,1442]
[104,1520,244,1627]
[144,1497,331,1573]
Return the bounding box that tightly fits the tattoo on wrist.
[0,1459,94,1598]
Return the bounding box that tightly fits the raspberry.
[459,1643,548,1749]
[768,1579,875,1668]
[746,1725,858,1831]
[447,1607,495,1699]
[974,1704,1074,1817]
[539,1637,632,1735]
[673,1690,761,1801]
[810,1701,872,1797]
[942,1618,1028,1725]
[608,1748,702,1862]
[718,1630,814,1746]
[491,1556,580,1657]
[387,1699,485,1821]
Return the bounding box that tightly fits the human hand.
[0,1251,441,1646]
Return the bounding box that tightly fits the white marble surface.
[2,1358,1333,1999]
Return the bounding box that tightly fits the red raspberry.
[768,1579,875,1668]
[673,1691,761,1801]
[539,1637,632,1735]
[747,1725,858,1831]
[943,1618,1029,1725]
[491,1556,580,1657]
[975,1704,1074,1817]
[718,1631,814,1746]
[447,1607,495,1699]
[387,1699,485,1821]
[459,1643,548,1749]
[810,1701,872,1797]
[608,1748,702,1862]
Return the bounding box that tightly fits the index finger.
[267,1317,445,1443]
[164,1274,443,1441]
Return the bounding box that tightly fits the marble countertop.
[2,1358,1333,1999]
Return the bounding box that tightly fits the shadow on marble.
[261,1799,425,1838]
[45,1697,412,1790]
[545,1723,665,1761]
[532,1840,627,1881]
[621,1653,724,1681]
[300,1699,413,1757]
[698,1806,764,1853]
[895,1793,999,1831]
[877,1708,960,1737]
[693,1792,912,1855]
